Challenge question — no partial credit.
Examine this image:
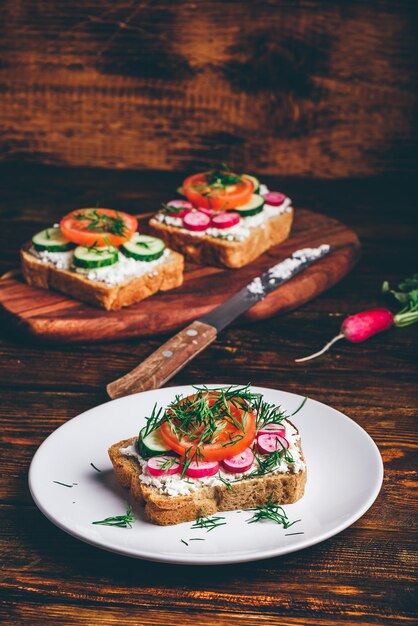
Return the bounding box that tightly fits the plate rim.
[28,384,384,565]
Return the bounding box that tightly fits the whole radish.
[295,308,394,362]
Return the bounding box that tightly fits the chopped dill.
[191,511,226,532]
[92,504,135,528]
[246,496,300,529]
[73,209,128,237]
[291,396,308,416]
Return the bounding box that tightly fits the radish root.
[295,334,345,363]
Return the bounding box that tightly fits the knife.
[106,244,332,399]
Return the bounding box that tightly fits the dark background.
[0,0,417,178]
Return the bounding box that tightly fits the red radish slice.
[264,191,286,206]
[183,210,211,231]
[166,199,193,218]
[257,433,289,454]
[185,460,220,478]
[222,448,254,473]
[197,207,215,217]
[210,211,240,229]
[147,456,181,477]
[258,423,286,437]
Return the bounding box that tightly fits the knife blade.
[106,244,332,399]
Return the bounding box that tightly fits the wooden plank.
[0,2,417,176]
[0,504,416,623]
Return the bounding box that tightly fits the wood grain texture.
[0,1,417,177]
[0,164,417,625]
[107,320,218,397]
[0,208,360,342]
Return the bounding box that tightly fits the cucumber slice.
[137,426,174,458]
[121,234,166,262]
[244,174,260,193]
[73,245,119,269]
[235,194,265,217]
[32,227,75,252]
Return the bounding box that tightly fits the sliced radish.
[147,456,181,477]
[222,448,254,473]
[264,191,286,207]
[210,211,240,229]
[258,423,286,437]
[185,460,220,478]
[183,210,211,231]
[257,433,289,454]
[166,199,193,218]
[197,207,215,217]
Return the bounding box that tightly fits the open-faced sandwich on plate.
[109,385,306,526]
[20,208,184,310]
[149,167,294,268]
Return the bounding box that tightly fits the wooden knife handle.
[106,320,217,399]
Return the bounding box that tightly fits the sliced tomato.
[60,208,138,247]
[160,392,256,462]
[182,171,254,210]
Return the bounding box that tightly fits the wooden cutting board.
[0,209,360,343]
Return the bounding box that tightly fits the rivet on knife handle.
[106,321,217,399]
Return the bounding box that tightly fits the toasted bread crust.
[148,209,293,268]
[20,244,184,310]
[108,434,306,526]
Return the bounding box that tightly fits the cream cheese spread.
[29,245,170,286]
[119,419,305,497]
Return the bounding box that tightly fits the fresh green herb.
[164,385,254,464]
[255,396,287,430]
[53,481,74,488]
[181,539,189,546]
[92,504,135,528]
[205,167,243,189]
[285,531,304,536]
[155,457,179,471]
[45,228,51,240]
[73,209,128,237]
[291,396,308,416]
[246,496,300,529]
[180,445,204,478]
[160,202,184,215]
[216,472,236,492]
[191,511,227,532]
[383,273,418,327]
[189,537,205,541]
[141,403,165,438]
[90,463,101,472]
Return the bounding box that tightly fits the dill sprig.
[73,209,128,237]
[92,504,135,528]
[191,511,227,532]
[141,403,165,438]
[291,396,308,416]
[216,472,236,492]
[246,496,300,529]
[160,202,185,215]
[255,396,287,430]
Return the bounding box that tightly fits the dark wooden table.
[1,164,417,625]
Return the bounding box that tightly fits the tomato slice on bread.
[160,391,256,462]
[182,170,254,210]
[60,208,138,247]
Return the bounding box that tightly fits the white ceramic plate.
[29,385,383,565]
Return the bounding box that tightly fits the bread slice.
[108,431,306,526]
[20,244,184,310]
[149,208,294,269]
